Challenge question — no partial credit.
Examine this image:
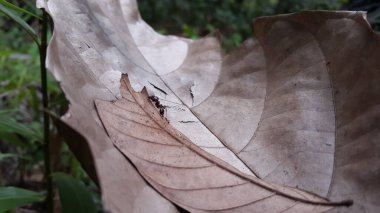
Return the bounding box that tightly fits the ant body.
[148,96,159,102]
[148,96,166,117]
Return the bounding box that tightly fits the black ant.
[148,95,159,102]
[148,96,166,117]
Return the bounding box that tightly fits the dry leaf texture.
[42,0,180,212]
[95,75,349,212]
[41,0,379,211]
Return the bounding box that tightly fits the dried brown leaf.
[42,0,181,212]
[192,11,380,212]
[42,0,379,211]
[95,75,351,212]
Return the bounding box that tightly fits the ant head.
[148,96,159,102]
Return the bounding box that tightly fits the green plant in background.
[0,186,44,212]
[52,173,97,213]
[138,0,345,50]
[343,0,380,31]
[0,1,99,212]
[138,0,380,49]
[276,0,342,12]
[138,0,279,50]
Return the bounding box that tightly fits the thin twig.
[39,9,53,213]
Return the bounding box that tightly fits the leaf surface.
[192,12,380,212]
[95,75,350,212]
[42,0,379,212]
[42,0,183,211]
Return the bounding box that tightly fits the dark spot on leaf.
[149,82,168,95]
[179,121,196,123]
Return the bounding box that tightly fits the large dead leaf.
[95,75,352,212]
[40,0,179,212]
[193,12,380,212]
[41,0,379,212]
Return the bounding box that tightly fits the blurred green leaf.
[0,153,16,161]
[0,109,17,116]
[0,4,39,45]
[183,24,199,39]
[231,33,242,47]
[0,0,41,20]
[0,187,44,212]
[53,172,97,213]
[0,113,42,144]
[0,49,14,57]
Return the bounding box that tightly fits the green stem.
[39,9,53,213]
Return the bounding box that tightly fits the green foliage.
[0,44,40,115]
[276,0,342,13]
[0,186,44,212]
[0,3,39,45]
[0,41,45,168]
[0,0,41,20]
[0,110,42,144]
[0,1,88,212]
[0,153,16,161]
[138,0,278,49]
[0,110,43,169]
[52,173,98,213]
[138,0,342,50]
[344,0,380,31]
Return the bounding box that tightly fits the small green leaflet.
[0,187,44,212]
